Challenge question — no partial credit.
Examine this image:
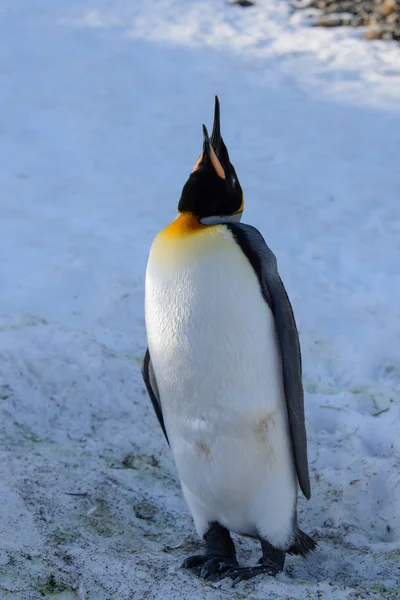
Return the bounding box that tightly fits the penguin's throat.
[160,213,207,239]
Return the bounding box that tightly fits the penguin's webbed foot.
[223,563,280,586]
[181,554,209,569]
[182,521,239,581]
[207,550,284,585]
[181,554,239,581]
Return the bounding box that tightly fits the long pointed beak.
[210,96,221,154]
[202,123,211,153]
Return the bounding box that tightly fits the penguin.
[142,97,316,583]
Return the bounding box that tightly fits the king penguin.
[142,97,316,583]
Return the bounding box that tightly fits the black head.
[178,97,243,220]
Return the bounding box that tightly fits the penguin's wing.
[141,348,169,444]
[226,222,311,500]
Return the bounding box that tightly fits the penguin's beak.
[192,97,225,180]
[210,95,222,157]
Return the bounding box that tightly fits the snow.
[0,0,399,598]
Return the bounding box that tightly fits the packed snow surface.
[0,1,400,598]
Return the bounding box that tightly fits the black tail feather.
[288,530,317,556]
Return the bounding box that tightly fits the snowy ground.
[1,1,400,598]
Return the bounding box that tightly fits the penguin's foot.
[181,554,210,569]
[208,538,286,584]
[223,563,280,586]
[182,521,238,581]
[260,538,285,573]
[182,553,239,581]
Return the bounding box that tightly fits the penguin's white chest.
[145,225,297,544]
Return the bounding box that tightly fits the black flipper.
[141,348,169,444]
[226,222,311,500]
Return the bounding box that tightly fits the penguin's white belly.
[145,227,297,547]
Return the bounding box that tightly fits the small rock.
[387,11,399,22]
[291,0,316,8]
[364,25,384,37]
[381,0,397,17]
[314,12,354,25]
[231,0,255,6]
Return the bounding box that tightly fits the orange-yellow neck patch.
[160,213,207,240]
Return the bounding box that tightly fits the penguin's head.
[178,97,243,224]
